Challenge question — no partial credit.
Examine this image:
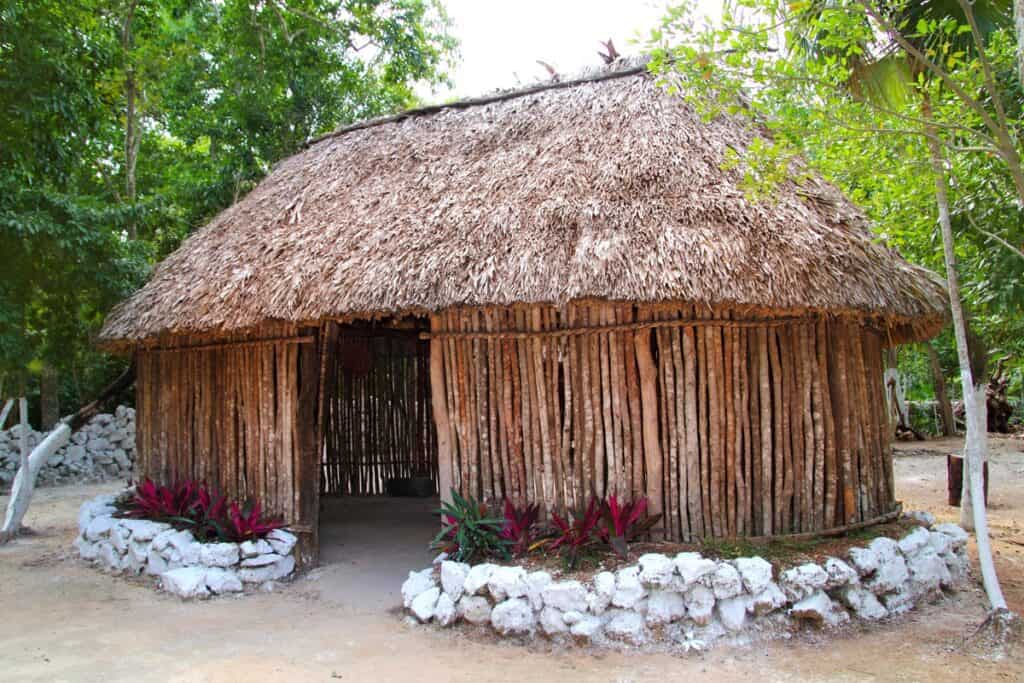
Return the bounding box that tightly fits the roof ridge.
[303,58,651,149]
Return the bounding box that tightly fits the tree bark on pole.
[0,399,13,431]
[924,115,1008,615]
[0,365,135,543]
[926,342,956,437]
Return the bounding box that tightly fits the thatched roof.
[100,61,946,347]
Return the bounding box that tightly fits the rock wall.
[74,493,297,599]
[0,406,136,487]
[401,514,970,651]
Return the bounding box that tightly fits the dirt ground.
[1,435,1022,682]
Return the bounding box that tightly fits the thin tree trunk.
[123,0,139,240]
[0,365,135,543]
[0,399,13,431]
[40,364,60,430]
[1016,0,1024,92]
[925,342,955,437]
[924,114,1008,613]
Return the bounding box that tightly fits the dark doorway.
[320,320,438,496]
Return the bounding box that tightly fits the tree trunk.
[0,365,135,543]
[924,114,1008,613]
[0,399,12,431]
[40,364,60,430]
[123,0,139,240]
[926,343,955,436]
[1016,0,1024,91]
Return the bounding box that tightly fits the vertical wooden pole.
[634,312,663,534]
[430,314,454,505]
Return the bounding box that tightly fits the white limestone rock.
[710,562,743,599]
[119,519,169,542]
[98,542,123,571]
[824,557,859,589]
[265,529,298,556]
[646,589,687,626]
[85,515,115,541]
[588,571,615,615]
[605,610,647,645]
[848,546,881,577]
[161,567,210,600]
[74,536,100,561]
[167,530,201,565]
[487,565,528,601]
[239,539,273,558]
[126,541,150,574]
[866,538,908,595]
[145,552,169,576]
[881,588,915,615]
[570,615,604,640]
[540,606,568,635]
[241,553,283,568]
[780,563,829,601]
[241,557,299,581]
[927,530,954,557]
[905,510,935,527]
[717,596,748,631]
[684,584,716,626]
[109,524,131,553]
[749,581,787,616]
[934,523,968,550]
[674,552,717,588]
[205,567,243,594]
[638,553,676,587]
[440,560,470,602]
[411,587,441,622]
[463,563,496,596]
[434,593,457,627]
[907,551,952,594]
[840,586,888,621]
[733,556,773,595]
[151,528,177,553]
[401,568,436,608]
[897,527,932,556]
[199,542,241,568]
[541,580,588,612]
[524,571,552,611]
[612,566,647,608]
[490,598,535,635]
[456,595,492,625]
[789,591,849,627]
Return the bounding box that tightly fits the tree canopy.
[0,0,455,414]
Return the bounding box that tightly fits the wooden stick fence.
[430,303,894,540]
[321,331,437,496]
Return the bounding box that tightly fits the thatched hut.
[100,63,946,564]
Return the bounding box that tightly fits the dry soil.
[1,435,1022,682]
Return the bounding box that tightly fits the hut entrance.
[317,320,439,580]
[320,321,439,497]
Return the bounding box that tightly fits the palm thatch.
[99,61,946,348]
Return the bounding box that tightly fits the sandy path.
[1,435,1021,682]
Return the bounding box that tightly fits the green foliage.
[431,491,510,563]
[649,0,1024,398]
[1,0,455,412]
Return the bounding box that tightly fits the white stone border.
[401,513,970,650]
[74,493,297,599]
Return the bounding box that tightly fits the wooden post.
[429,314,454,505]
[633,318,663,533]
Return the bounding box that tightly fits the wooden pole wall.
[426,303,896,540]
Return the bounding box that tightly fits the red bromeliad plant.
[500,500,540,557]
[116,478,283,543]
[547,496,603,567]
[224,500,285,542]
[597,495,662,558]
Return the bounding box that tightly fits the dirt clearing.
[1,435,1022,682]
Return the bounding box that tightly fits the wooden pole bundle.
[131,304,901,550]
